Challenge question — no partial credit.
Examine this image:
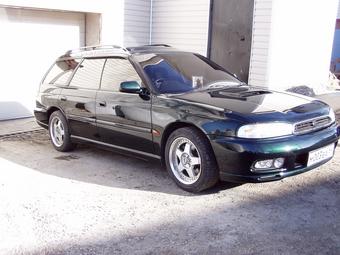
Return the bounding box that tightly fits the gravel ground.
[0,130,339,255]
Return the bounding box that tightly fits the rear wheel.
[49,110,74,152]
[165,127,219,192]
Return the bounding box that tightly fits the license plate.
[307,143,335,167]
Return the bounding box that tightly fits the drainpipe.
[149,0,153,44]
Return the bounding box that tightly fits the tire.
[48,110,74,152]
[165,127,219,192]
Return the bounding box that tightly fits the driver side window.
[100,58,141,91]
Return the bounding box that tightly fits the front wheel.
[49,110,74,152]
[165,127,219,192]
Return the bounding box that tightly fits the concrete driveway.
[0,130,339,255]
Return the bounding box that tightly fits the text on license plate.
[307,143,335,167]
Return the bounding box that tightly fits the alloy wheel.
[169,137,202,185]
[50,116,65,147]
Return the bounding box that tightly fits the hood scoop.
[209,88,272,100]
[239,90,272,97]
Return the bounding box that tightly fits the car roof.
[128,45,194,55]
[127,44,173,53]
[56,44,187,61]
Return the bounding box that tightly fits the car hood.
[166,85,329,121]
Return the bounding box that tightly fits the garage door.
[0,8,85,120]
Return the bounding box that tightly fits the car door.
[96,57,154,154]
[59,58,105,140]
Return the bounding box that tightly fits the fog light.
[254,159,274,169]
[253,158,285,171]
[273,158,285,168]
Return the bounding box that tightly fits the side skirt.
[70,135,161,160]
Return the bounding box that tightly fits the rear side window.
[44,59,80,85]
[100,58,141,91]
[69,58,105,90]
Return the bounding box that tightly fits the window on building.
[100,58,141,91]
[69,58,105,90]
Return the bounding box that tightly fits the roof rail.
[146,44,171,47]
[61,44,130,59]
[126,44,172,52]
[66,45,129,55]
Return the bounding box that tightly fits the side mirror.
[119,81,141,93]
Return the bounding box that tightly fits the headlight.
[329,108,336,123]
[237,122,294,138]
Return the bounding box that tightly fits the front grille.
[294,116,332,135]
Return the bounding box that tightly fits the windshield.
[134,52,241,94]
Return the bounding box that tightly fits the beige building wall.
[249,0,338,93]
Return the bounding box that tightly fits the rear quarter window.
[43,59,80,85]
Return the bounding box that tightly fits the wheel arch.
[47,106,66,121]
[160,121,209,165]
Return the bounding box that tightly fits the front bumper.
[210,124,340,183]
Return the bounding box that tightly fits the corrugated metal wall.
[124,0,151,47]
[123,0,210,55]
[248,0,273,86]
[151,0,210,56]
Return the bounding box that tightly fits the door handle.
[98,101,107,107]
[60,96,67,101]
